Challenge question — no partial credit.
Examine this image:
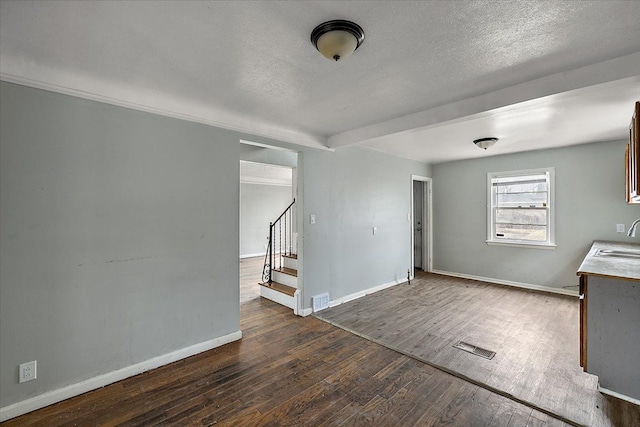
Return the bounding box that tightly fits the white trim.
[240,252,266,259]
[298,308,313,317]
[411,176,433,278]
[0,330,242,422]
[240,179,292,187]
[0,74,332,151]
[239,159,296,169]
[485,241,557,250]
[598,385,640,406]
[329,277,406,308]
[486,167,556,247]
[431,269,578,297]
[293,290,301,316]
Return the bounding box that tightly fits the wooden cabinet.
[579,274,587,369]
[626,101,640,204]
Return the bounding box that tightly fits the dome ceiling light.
[311,20,365,62]
[474,137,499,150]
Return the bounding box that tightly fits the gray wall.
[0,80,434,410]
[240,183,293,256]
[0,82,240,407]
[432,140,640,290]
[300,147,431,307]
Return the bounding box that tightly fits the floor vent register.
[312,293,330,312]
[453,341,496,360]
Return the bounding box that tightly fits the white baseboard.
[240,252,265,259]
[0,330,242,422]
[329,277,406,308]
[431,269,579,297]
[298,308,313,317]
[598,385,640,406]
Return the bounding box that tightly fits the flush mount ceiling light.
[311,20,365,62]
[474,137,499,150]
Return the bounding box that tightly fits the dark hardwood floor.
[315,271,640,427]
[3,293,573,426]
[5,266,637,426]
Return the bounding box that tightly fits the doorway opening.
[239,141,299,308]
[411,176,432,278]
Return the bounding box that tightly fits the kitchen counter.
[577,240,640,281]
[577,240,640,404]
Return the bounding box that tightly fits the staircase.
[259,199,301,314]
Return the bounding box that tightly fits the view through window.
[487,168,555,246]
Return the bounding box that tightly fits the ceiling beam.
[327,53,640,149]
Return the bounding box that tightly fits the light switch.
[310,214,316,225]
[373,227,377,235]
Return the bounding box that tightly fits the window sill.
[486,240,557,250]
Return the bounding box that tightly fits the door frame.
[411,175,432,278]
[239,140,303,313]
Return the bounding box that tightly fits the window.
[487,168,555,248]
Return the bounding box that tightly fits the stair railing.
[262,198,296,284]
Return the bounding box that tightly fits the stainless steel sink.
[594,248,640,259]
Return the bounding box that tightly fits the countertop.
[577,240,640,281]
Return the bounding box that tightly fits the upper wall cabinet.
[626,101,640,204]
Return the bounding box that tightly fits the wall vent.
[312,293,330,312]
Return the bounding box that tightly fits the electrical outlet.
[19,360,37,383]
[617,224,626,233]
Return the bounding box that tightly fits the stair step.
[260,281,296,297]
[282,255,297,270]
[282,254,298,260]
[274,267,297,277]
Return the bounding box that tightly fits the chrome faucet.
[628,218,640,237]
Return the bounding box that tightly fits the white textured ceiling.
[1,0,639,163]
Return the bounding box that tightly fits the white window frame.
[486,167,556,249]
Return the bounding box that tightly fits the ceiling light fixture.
[473,137,498,150]
[311,20,365,62]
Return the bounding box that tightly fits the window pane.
[495,223,547,241]
[496,191,547,207]
[495,182,547,194]
[495,208,547,226]
[493,174,546,185]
